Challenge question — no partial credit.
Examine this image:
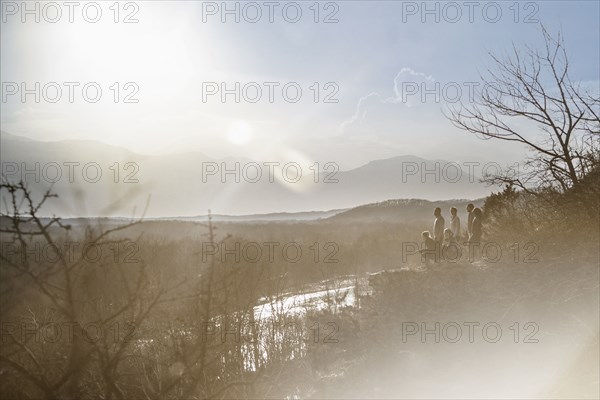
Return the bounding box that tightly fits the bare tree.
[1,179,334,399]
[0,179,164,399]
[446,27,600,193]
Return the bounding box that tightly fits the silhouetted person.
[433,207,445,243]
[443,228,456,246]
[466,203,475,239]
[442,228,460,261]
[469,207,483,243]
[432,207,445,263]
[420,231,436,265]
[450,207,461,239]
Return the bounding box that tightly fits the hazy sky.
[2,0,599,169]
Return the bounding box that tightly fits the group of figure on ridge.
[420,204,483,264]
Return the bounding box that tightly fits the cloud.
[340,68,436,133]
[339,92,381,132]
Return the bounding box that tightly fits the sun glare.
[227,120,254,145]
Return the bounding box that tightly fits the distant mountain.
[1,132,493,217]
[327,198,485,224]
[149,209,346,222]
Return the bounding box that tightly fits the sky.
[1,0,599,170]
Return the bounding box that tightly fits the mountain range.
[1,132,493,217]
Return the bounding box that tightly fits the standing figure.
[466,203,475,240]
[469,208,483,243]
[433,207,445,243]
[450,207,461,240]
[433,207,445,262]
